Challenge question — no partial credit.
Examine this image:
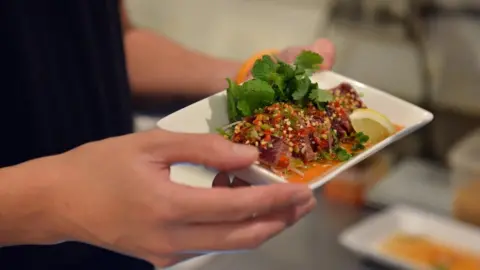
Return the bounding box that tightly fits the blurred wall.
[125,0,331,60]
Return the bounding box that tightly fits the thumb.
[154,131,258,171]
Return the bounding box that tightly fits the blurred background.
[125,0,480,269]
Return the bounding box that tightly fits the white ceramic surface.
[157,71,433,189]
[339,204,480,269]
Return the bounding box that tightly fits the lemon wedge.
[349,108,396,144]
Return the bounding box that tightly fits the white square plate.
[339,205,480,269]
[157,71,433,189]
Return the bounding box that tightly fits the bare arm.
[0,157,64,246]
[120,1,241,97]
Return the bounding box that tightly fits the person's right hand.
[42,129,315,267]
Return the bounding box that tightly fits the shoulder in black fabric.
[0,1,151,269]
[0,0,133,165]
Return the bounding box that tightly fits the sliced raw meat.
[326,83,367,139]
[259,137,291,168]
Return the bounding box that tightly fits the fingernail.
[291,189,313,205]
[232,144,258,157]
[297,198,317,219]
[287,198,316,227]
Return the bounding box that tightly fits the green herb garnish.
[251,55,277,81]
[308,88,334,107]
[291,76,311,101]
[225,51,333,121]
[318,151,332,161]
[216,127,232,138]
[355,132,370,144]
[295,50,324,76]
[349,132,370,152]
[351,143,366,151]
[335,147,352,161]
[235,79,276,117]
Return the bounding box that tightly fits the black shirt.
[0,1,152,269]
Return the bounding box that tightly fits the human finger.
[154,131,258,171]
[312,38,336,70]
[167,197,316,252]
[168,182,313,223]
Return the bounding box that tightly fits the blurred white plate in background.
[339,205,480,269]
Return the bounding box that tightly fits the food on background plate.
[217,51,397,182]
[381,232,480,270]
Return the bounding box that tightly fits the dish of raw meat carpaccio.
[217,51,399,183]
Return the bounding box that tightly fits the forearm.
[0,156,64,246]
[124,29,242,97]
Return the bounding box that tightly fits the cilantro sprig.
[351,132,370,152]
[226,51,333,121]
[335,147,352,161]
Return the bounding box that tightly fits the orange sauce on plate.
[287,125,403,206]
[287,125,403,184]
[381,232,480,270]
[288,161,339,183]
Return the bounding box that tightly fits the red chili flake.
[319,140,329,149]
[278,155,290,168]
